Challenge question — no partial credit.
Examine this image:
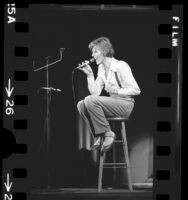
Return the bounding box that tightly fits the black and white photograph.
[2,4,183,200]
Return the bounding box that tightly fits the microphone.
[76,58,95,69]
[52,88,61,92]
[40,87,62,92]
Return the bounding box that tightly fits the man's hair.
[88,36,115,57]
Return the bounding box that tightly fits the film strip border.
[155,4,182,200]
[2,3,182,200]
[2,3,29,200]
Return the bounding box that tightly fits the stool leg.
[121,122,133,191]
[112,122,117,187]
[112,141,116,187]
[98,137,104,192]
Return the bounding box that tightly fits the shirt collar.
[109,57,118,72]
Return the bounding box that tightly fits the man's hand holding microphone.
[77,58,95,77]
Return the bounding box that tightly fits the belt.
[125,97,135,102]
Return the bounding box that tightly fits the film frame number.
[5,79,14,115]
[7,4,16,24]
[5,100,14,115]
[4,194,13,200]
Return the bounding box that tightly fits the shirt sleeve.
[87,65,105,95]
[116,61,141,97]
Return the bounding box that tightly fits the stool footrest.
[103,162,128,166]
[114,140,123,143]
[103,166,127,168]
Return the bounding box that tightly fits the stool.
[98,117,133,192]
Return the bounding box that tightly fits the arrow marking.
[5,79,14,97]
[4,173,13,192]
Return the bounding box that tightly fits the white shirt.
[87,57,141,99]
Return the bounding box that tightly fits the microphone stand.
[33,48,65,190]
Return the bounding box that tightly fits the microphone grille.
[90,58,95,63]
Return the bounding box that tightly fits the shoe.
[90,137,101,151]
[101,132,116,153]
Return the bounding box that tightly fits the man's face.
[91,46,105,65]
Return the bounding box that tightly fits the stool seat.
[107,117,129,121]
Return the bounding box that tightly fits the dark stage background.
[25,5,158,189]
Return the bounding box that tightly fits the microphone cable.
[71,68,78,109]
[71,58,95,109]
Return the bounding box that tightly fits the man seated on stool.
[77,36,141,153]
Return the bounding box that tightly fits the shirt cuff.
[87,74,94,81]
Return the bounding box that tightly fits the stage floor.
[31,188,153,200]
